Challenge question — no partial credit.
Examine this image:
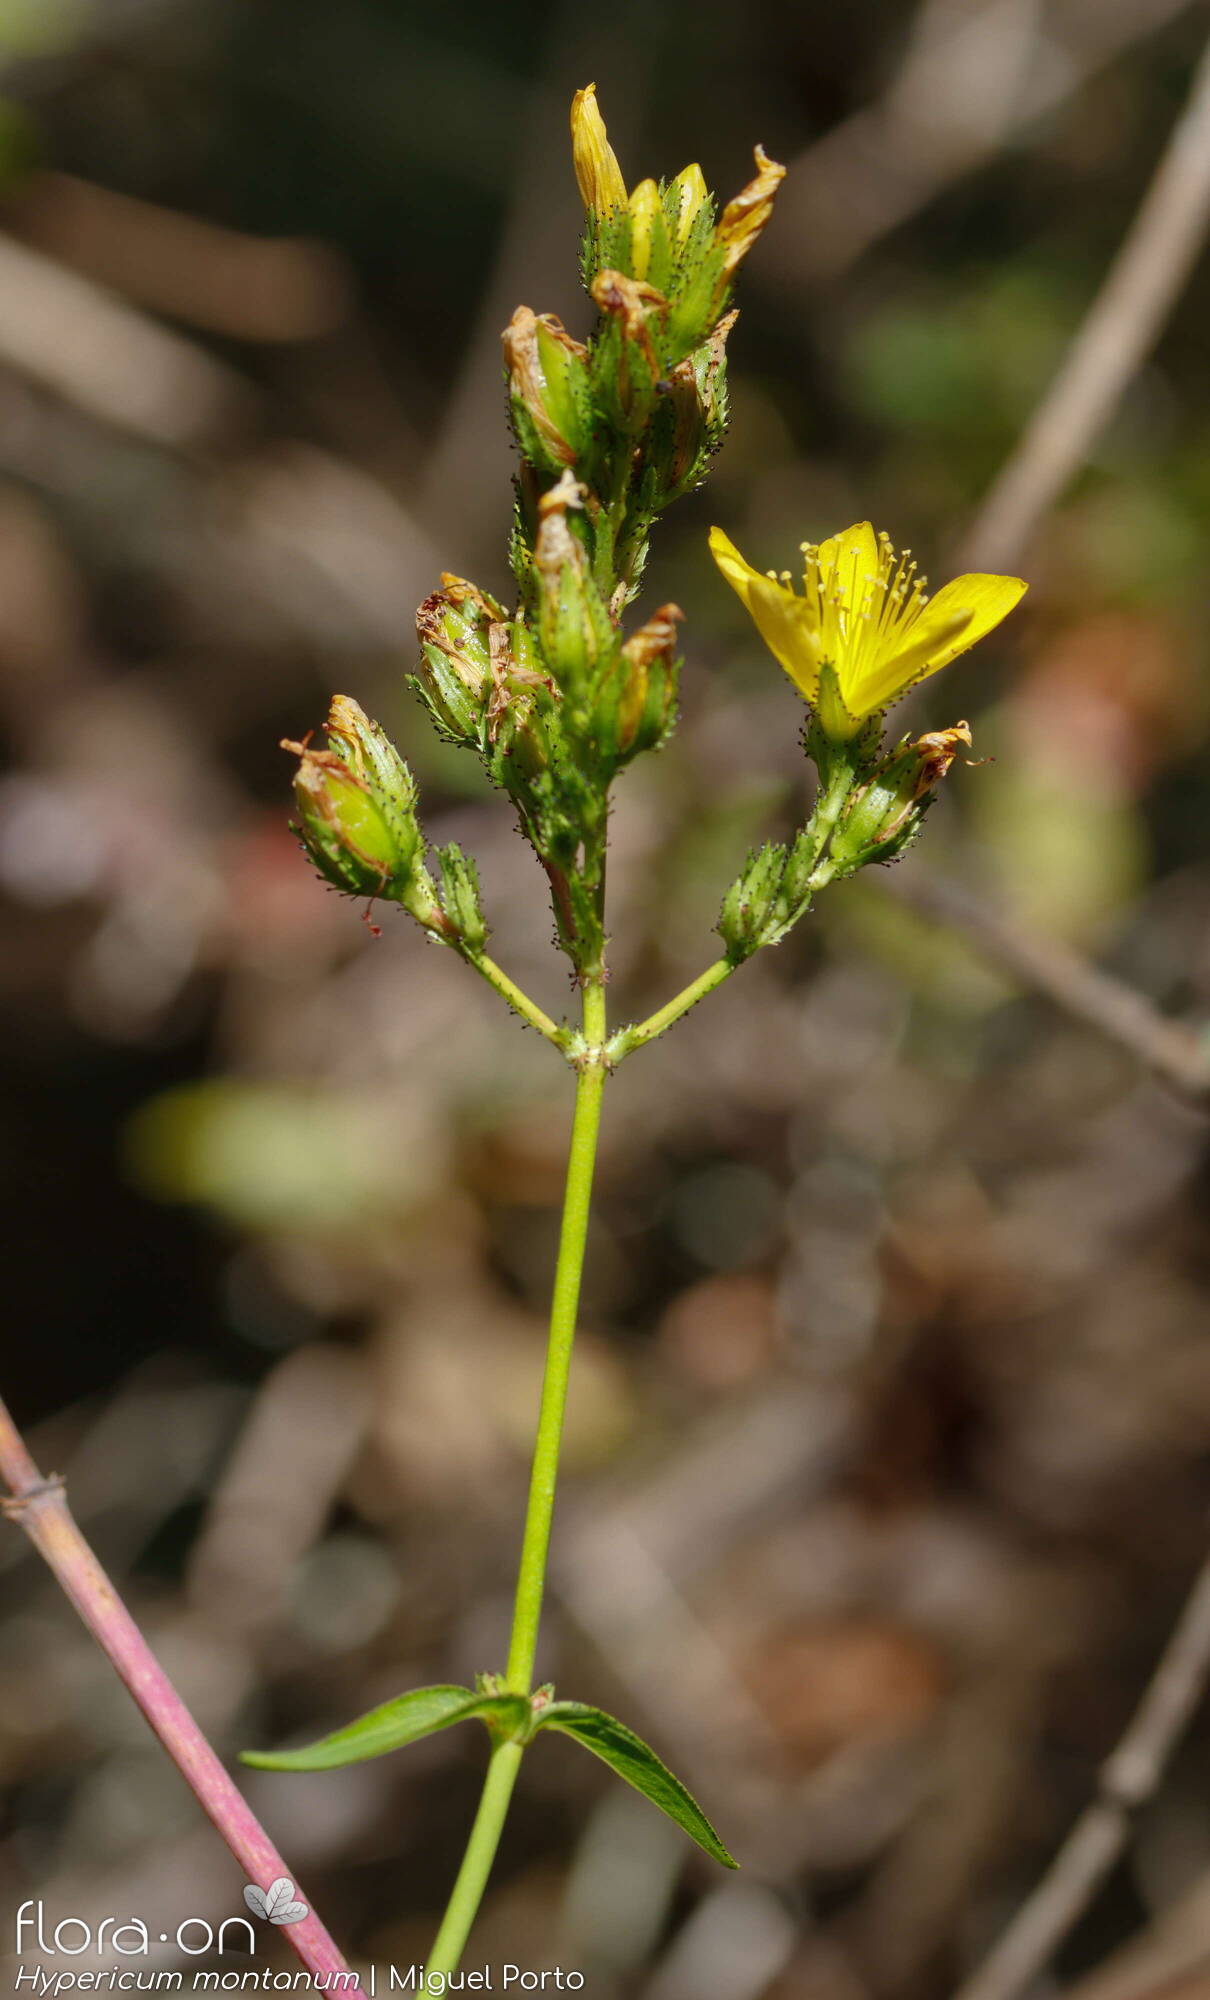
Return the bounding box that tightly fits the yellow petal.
[851,572,1027,714]
[710,527,819,697]
[810,521,880,607]
[570,84,627,214]
[627,178,661,279]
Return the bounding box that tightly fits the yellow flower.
[709,522,1026,736]
[570,84,627,214]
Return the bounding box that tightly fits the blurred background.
[3,2,1210,1996]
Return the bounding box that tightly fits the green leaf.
[535,1702,737,1867]
[240,1685,531,1771]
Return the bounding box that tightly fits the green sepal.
[239,1685,532,1771]
[534,1701,737,1868]
[664,229,728,360]
[805,663,880,762]
[409,648,482,747]
[537,321,595,460]
[777,820,822,917]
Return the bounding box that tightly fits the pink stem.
[0,1393,364,1995]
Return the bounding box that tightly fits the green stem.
[424,978,608,1985]
[506,976,607,1689]
[608,956,736,1060]
[424,1741,524,1987]
[463,950,571,1052]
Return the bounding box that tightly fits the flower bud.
[717,841,788,962]
[284,696,423,905]
[532,471,614,691]
[830,722,974,871]
[502,307,592,474]
[570,82,626,215]
[414,574,505,744]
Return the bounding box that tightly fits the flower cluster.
[283,87,1027,1008]
[287,85,785,987]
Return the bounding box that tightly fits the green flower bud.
[830,723,975,873]
[717,840,787,962]
[284,696,424,906]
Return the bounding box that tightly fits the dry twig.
[767,0,1196,289]
[887,868,1210,1106]
[958,29,1210,571]
[952,1546,1210,2000]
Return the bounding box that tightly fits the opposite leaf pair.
[243,1683,736,1871]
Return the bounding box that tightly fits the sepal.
[435,843,489,952]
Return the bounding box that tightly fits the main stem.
[425,977,608,1984]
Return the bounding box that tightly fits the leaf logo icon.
[243,1878,310,1926]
